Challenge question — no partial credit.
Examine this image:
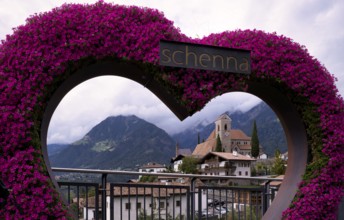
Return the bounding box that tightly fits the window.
[125,203,131,210]
[224,124,227,130]
[137,202,141,209]
[245,171,248,176]
[239,171,242,176]
[160,202,165,209]
[176,200,181,207]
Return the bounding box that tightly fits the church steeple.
[214,113,232,152]
[175,142,180,157]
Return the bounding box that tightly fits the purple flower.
[0,1,343,219]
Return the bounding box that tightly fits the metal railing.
[52,167,282,220]
[58,182,100,220]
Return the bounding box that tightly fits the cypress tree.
[251,120,260,158]
[215,134,223,152]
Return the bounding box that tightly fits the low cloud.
[47,76,262,144]
[1,0,343,143]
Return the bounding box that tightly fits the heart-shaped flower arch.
[0,2,343,219]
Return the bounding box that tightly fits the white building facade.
[104,184,206,220]
[138,162,167,179]
[200,152,255,177]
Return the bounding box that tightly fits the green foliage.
[178,156,199,174]
[139,175,157,182]
[299,101,328,181]
[251,166,257,176]
[284,89,328,182]
[215,134,223,152]
[79,187,96,198]
[219,207,258,220]
[138,210,154,220]
[251,120,260,158]
[165,165,174,173]
[271,149,286,175]
[252,162,270,176]
[69,203,80,218]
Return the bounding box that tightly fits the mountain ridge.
[172,102,287,156]
[49,115,176,170]
[49,102,287,171]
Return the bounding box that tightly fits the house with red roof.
[191,113,262,177]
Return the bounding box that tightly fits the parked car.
[214,206,230,215]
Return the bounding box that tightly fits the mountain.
[49,115,176,170]
[49,102,287,173]
[47,143,69,156]
[172,102,287,156]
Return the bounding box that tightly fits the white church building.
[192,113,265,177]
[193,113,259,157]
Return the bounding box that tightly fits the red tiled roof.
[177,148,192,156]
[192,128,252,157]
[202,152,256,161]
[192,130,216,157]
[231,129,251,140]
[141,162,165,168]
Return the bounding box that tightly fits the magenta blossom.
[0,1,343,219]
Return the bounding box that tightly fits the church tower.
[175,142,180,157]
[214,113,232,152]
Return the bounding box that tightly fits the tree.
[251,120,260,158]
[178,156,199,174]
[271,149,286,175]
[165,165,174,173]
[139,175,157,182]
[215,134,223,152]
[251,166,257,176]
[255,162,268,176]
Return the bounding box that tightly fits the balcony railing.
[52,167,283,220]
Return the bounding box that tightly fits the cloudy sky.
[1,0,343,144]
